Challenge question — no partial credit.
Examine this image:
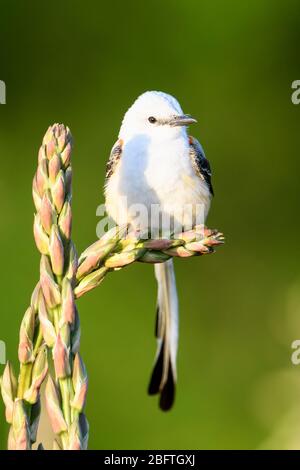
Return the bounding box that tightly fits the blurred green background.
[0,0,300,450]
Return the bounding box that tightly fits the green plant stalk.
[32,124,88,450]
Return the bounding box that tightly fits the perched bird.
[105,91,213,410]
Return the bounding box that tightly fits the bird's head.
[119,91,197,142]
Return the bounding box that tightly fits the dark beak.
[169,114,197,127]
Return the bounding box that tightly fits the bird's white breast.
[105,133,211,236]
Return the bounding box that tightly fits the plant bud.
[48,153,61,183]
[53,326,70,379]
[18,306,35,364]
[32,176,42,211]
[74,267,108,298]
[30,283,41,311]
[42,126,54,146]
[33,213,50,255]
[24,346,48,404]
[77,241,116,280]
[65,241,78,282]
[40,255,61,308]
[45,376,67,434]
[58,201,72,240]
[38,296,56,347]
[35,158,48,196]
[61,142,72,168]
[49,225,64,276]
[1,362,17,423]
[39,191,56,234]
[71,354,88,412]
[12,399,31,450]
[52,170,65,213]
[61,278,75,324]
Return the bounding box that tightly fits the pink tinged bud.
[203,234,224,247]
[177,229,197,243]
[65,242,78,282]
[53,327,70,379]
[40,255,61,308]
[12,399,31,450]
[52,171,65,213]
[1,362,17,424]
[74,266,109,298]
[77,241,116,280]
[76,253,99,280]
[49,225,64,276]
[202,226,216,238]
[39,190,56,234]
[71,354,88,412]
[104,249,142,268]
[61,142,72,168]
[166,246,193,258]
[32,176,42,211]
[38,296,56,347]
[18,306,35,364]
[58,201,72,240]
[42,126,54,146]
[31,283,41,311]
[78,239,104,261]
[33,214,49,255]
[24,346,48,404]
[185,241,213,253]
[48,153,61,183]
[38,145,47,164]
[52,123,60,138]
[46,139,56,159]
[57,132,66,153]
[36,158,48,196]
[61,278,75,324]
[45,376,67,434]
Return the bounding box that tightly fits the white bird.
[105,91,213,410]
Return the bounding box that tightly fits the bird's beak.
[169,114,197,127]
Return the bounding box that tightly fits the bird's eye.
[148,116,157,124]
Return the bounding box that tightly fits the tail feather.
[148,259,178,411]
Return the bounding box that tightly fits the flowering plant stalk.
[0,124,224,450]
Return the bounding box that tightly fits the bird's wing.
[105,138,123,181]
[189,136,214,196]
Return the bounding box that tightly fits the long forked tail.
[148,259,179,411]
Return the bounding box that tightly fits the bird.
[104,91,214,411]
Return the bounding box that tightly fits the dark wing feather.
[105,139,123,181]
[189,136,214,196]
